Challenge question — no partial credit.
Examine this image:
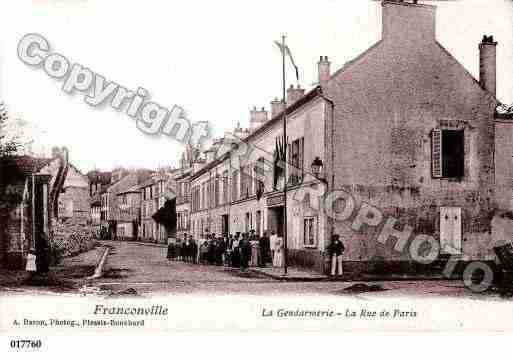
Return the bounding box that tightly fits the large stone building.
[322,1,503,272]
[184,0,513,275]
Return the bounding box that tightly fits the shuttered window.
[232,170,239,201]
[432,129,464,179]
[432,129,442,178]
[289,137,304,185]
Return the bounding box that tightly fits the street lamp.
[311,157,324,179]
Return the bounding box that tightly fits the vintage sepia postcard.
[2,0,513,354]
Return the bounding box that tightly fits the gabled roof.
[0,155,52,183]
[116,184,141,195]
[435,41,499,105]
[328,40,382,82]
[138,177,157,189]
[87,170,112,184]
[189,86,324,181]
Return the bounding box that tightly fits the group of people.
[167,230,285,271]
[167,231,346,276]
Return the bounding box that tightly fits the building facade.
[139,173,175,243]
[87,170,112,237]
[183,0,513,275]
[106,169,153,240]
[115,185,142,241]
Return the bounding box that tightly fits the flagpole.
[281,34,288,276]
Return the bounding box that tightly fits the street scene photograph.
[2,0,513,338]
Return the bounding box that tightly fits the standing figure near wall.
[250,237,259,267]
[273,237,283,268]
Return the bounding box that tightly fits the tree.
[0,101,21,157]
[0,101,27,208]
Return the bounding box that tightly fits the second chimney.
[271,98,285,118]
[479,35,497,96]
[204,148,215,163]
[287,84,305,106]
[318,56,331,84]
[250,106,268,129]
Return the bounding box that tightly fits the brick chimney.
[204,148,215,163]
[51,146,60,158]
[479,35,497,96]
[271,98,285,118]
[250,106,268,129]
[318,56,331,84]
[234,121,245,139]
[286,84,305,106]
[382,1,436,45]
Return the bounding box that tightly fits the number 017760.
[10,339,42,349]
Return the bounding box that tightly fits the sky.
[1,0,512,173]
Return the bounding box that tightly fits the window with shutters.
[215,176,220,207]
[432,129,464,178]
[222,171,229,204]
[303,217,317,247]
[241,166,250,199]
[232,170,239,201]
[289,137,304,185]
[255,157,265,198]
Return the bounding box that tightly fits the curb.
[87,246,110,280]
[250,269,461,282]
[127,241,167,248]
[249,269,330,282]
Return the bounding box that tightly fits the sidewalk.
[0,245,108,288]
[251,266,461,282]
[250,266,329,281]
[0,269,30,287]
[56,244,108,279]
[102,240,167,248]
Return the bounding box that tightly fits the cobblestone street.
[79,241,497,299]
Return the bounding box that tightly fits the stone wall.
[51,218,96,258]
[51,185,95,259]
[323,3,498,263]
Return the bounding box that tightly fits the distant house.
[105,169,153,240]
[87,170,112,236]
[115,184,142,241]
[48,163,90,226]
[139,173,175,244]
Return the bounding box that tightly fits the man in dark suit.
[239,233,252,272]
[258,231,270,267]
[327,234,345,277]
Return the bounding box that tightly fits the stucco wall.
[323,4,497,262]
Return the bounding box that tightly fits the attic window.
[432,129,464,178]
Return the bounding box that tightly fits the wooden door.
[440,207,462,254]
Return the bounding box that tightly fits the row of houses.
[169,0,513,274]
[87,166,180,244]
[1,140,180,270]
[4,0,512,276]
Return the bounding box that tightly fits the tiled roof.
[87,170,112,184]
[0,155,52,182]
[116,184,142,195]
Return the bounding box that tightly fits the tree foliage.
[0,101,20,157]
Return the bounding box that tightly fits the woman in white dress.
[273,238,283,268]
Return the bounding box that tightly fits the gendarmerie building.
[184,0,513,275]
